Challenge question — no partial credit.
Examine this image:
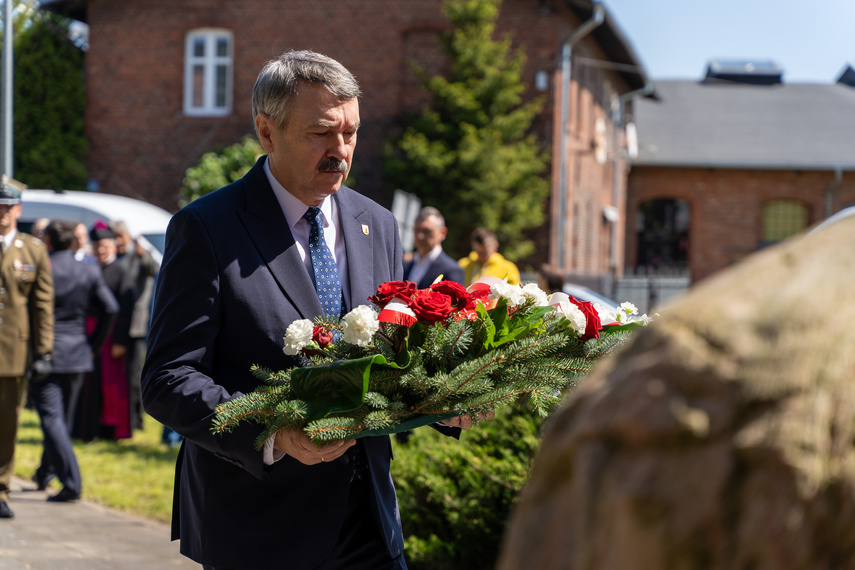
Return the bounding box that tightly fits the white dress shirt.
[262,159,353,464]
[263,158,351,304]
[407,244,443,286]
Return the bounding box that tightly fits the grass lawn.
[14,407,178,523]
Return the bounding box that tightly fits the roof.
[837,62,855,87]
[564,0,649,92]
[39,0,86,22]
[631,80,855,171]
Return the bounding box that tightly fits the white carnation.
[490,281,526,306]
[341,305,380,347]
[555,301,587,336]
[521,283,549,307]
[616,302,640,324]
[282,319,314,355]
[594,302,618,326]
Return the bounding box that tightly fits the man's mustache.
[318,158,348,173]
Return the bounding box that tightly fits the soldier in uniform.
[0,181,54,519]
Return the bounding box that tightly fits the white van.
[19,189,174,265]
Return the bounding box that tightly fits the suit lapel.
[236,158,323,319]
[335,188,375,312]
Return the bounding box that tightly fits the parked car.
[19,189,174,265]
[562,282,621,309]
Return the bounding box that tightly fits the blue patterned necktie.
[303,207,342,318]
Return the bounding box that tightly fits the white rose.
[490,281,526,306]
[555,301,587,336]
[283,319,314,355]
[341,305,380,347]
[521,283,549,307]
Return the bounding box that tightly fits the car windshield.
[142,233,166,256]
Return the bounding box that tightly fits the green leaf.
[291,354,389,419]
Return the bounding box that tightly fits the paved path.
[0,477,197,570]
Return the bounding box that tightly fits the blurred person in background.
[72,222,96,264]
[0,183,53,519]
[403,206,464,288]
[30,217,50,240]
[459,227,520,286]
[29,220,118,503]
[112,221,158,431]
[73,220,136,441]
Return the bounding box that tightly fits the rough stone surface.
[498,216,855,570]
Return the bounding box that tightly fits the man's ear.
[255,114,275,154]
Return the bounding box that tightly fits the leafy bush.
[392,403,548,570]
[179,135,263,205]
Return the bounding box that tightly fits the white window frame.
[183,29,233,117]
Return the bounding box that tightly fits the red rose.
[409,289,454,322]
[312,325,334,349]
[430,280,474,310]
[569,296,601,340]
[369,280,417,308]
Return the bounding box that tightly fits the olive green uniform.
[0,231,54,502]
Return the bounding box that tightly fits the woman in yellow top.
[458,227,520,286]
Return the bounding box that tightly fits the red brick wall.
[626,167,855,282]
[82,0,628,276]
[548,16,632,280]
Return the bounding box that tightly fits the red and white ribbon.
[377,297,418,327]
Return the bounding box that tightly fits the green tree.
[384,0,550,261]
[9,2,88,189]
[179,135,263,205]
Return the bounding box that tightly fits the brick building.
[627,60,855,283]
[41,0,649,281]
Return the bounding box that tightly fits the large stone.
[498,216,855,570]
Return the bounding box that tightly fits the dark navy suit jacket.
[142,157,426,569]
[403,249,465,289]
[50,250,118,373]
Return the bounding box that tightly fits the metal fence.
[513,271,690,315]
[613,275,690,314]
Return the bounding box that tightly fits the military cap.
[0,183,21,205]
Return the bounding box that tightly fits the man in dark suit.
[142,50,486,570]
[0,181,53,520]
[29,220,118,502]
[402,206,465,288]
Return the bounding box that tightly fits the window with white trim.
[184,29,233,116]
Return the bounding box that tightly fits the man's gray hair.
[252,50,361,131]
[416,206,446,228]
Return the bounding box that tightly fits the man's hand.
[273,427,355,465]
[28,353,53,381]
[439,410,495,430]
[111,344,127,359]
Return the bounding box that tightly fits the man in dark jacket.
[403,207,464,288]
[113,220,158,431]
[29,220,118,502]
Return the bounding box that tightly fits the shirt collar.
[2,229,17,249]
[263,157,334,229]
[414,244,443,264]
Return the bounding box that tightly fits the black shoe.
[46,488,80,503]
[31,474,49,491]
[0,500,13,518]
